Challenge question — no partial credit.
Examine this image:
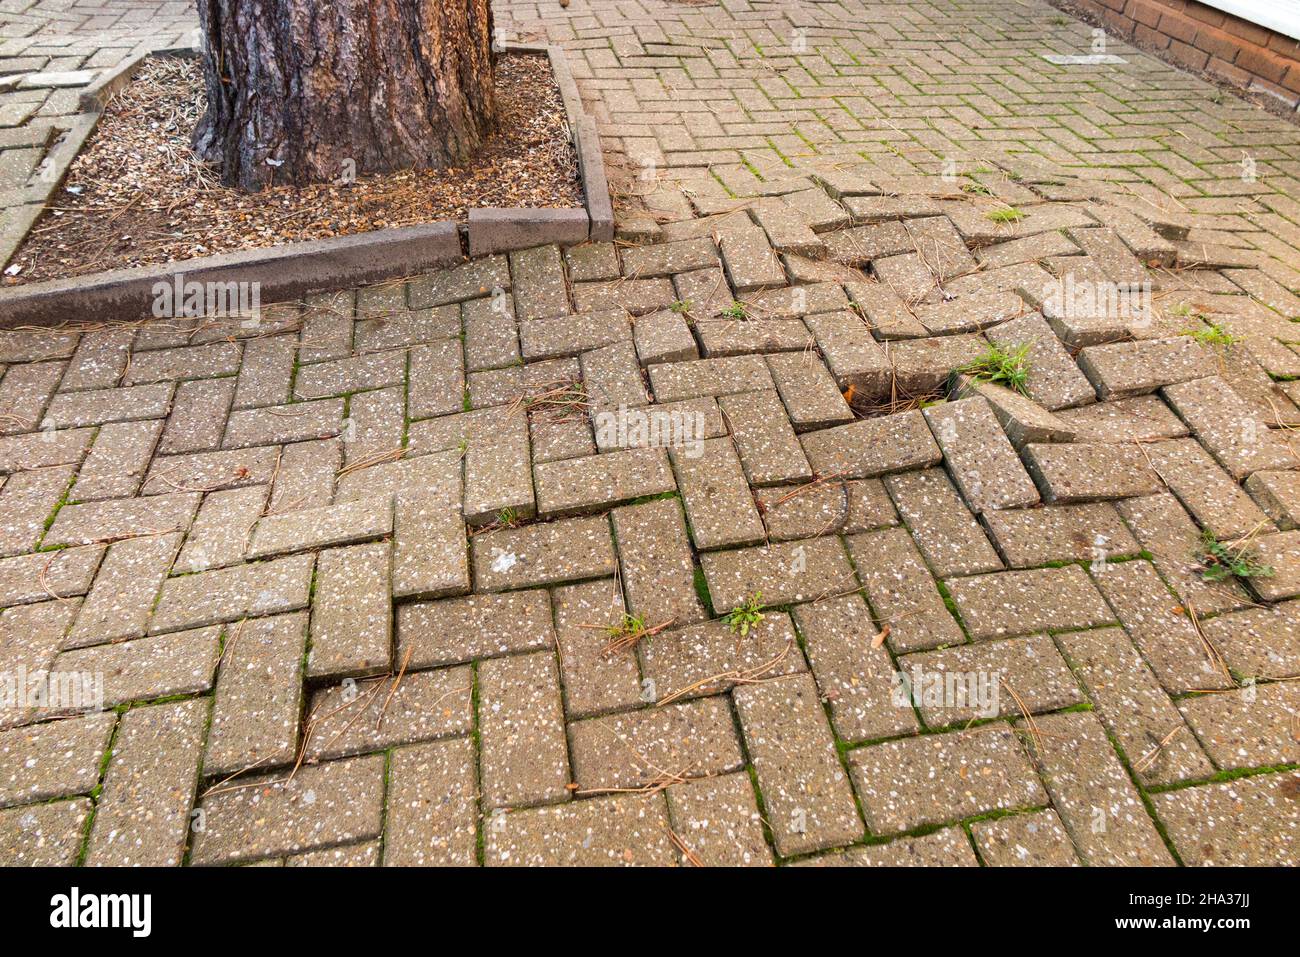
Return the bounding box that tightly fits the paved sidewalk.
[0,0,1298,867]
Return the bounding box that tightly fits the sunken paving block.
[611,497,709,628]
[620,236,719,278]
[982,502,1139,567]
[915,290,1025,336]
[149,554,314,634]
[800,409,942,479]
[568,697,745,792]
[717,225,786,292]
[923,396,1040,513]
[485,791,676,866]
[1076,337,1214,399]
[53,626,222,708]
[899,634,1081,727]
[647,355,774,403]
[668,437,766,550]
[190,754,386,865]
[802,310,891,397]
[791,595,917,742]
[848,726,1047,834]
[397,589,554,668]
[519,307,632,361]
[470,515,616,592]
[463,436,536,526]
[846,279,929,340]
[885,333,988,394]
[533,447,675,518]
[845,525,965,653]
[718,390,812,486]
[477,650,571,810]
[1178,682,1300,771]
[1019,711,1174,866]
[307,541,392,679]
[392,493,470,599]
[574,277,677,316]
[969,808,1082,866]
[1021,441,1162,504]
[637,612,806,703]
[733,672,863,857]
[823,220,912,265]
[1161,375,1294,480]
[700,537,856,613]
[883,468,1003,577]
[579,340,651,411]
[984,312,1096,410]
[246,495,393,558]
[1152,773,1299,866]
[1053,394,1189,442]
[765,352,855,430]
[1055,627,1214,787]
[945,565,1114,640]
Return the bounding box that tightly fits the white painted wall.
[1198,1,1300,43]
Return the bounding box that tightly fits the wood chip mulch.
[7,52,582,285]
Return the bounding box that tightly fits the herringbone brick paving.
[0,0,1298,866]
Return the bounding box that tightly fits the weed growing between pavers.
[1196,529,1274,583]
[724,591,766,637]
[960,343,1033,396]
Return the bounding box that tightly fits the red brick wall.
[1066,0,1300,112]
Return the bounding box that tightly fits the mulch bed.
[6,52,581,285]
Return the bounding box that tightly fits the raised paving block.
[970,808,1081,866]
[383,738,477,866]
[55,626,221,707]
[983,502,1138,567]
[85,697,206,866]
[66,531,181,647]
[175,486,266,573]
[791,595,917,741]
[308,542,391,679]
[485,791,675,866]
[150,554,314,633]
[1246,470,1300,529]
[470,515,615,592]
[478,650,571,809]
[190,754,386,865]
[397,589,553,668]
[946,565,1114,640]
[611,498,707,629]
[1020,710,1173,866]
[1152,772,1298,866]
[695,318,812,358]
[633,310,698,366]
[849,726,1046,834]
[203,612,307,777]
[1053,394,1188,443]
[669,437,765,551]
[923,397,1039,513]
[985,313,1096,411]
[0,711,114,808]
[1077,337,1214,399]
[734,672,862,857]
[886,333,988,394]
[951,376,1076,447]
[246,495,392,558]
[846,526,965,653]
[1021,442,1162,504]
[569,697,744,792]
[884,469,1003,577]
[638,612,805,703]
[800,409,942,479]
[701,537,856,613]
[803,310,891,398]
[717,225,785,292]
[665,772,771,867]
[534,448,674,518]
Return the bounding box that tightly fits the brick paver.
[1,0,1299,867]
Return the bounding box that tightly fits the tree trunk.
[194,0,497,191]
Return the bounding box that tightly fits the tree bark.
[194,0,497,191]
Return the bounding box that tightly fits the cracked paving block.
[520,307,632,361]
[985,312,1096,410]
[65,531,181,648]
[791,595,917,741]
[800,409,941,479]
[923,397,1039,512]
[1144,438,1269,539]
[1179,682,1300,771]
[478,649,570,809]
[1060,626,1214,783]
[1162,375,1294,480]
[756,478,896,541]
[44,492,199,548]
[946,565,1114,640]
[247,495,392,558]
[485,791,674,866]
[983,502,1138,567]
[384,738,477,867]
[765,351,854,431]
[803,310,891,399]
[970,808,1081,866]
[734,672,862,857]
[569,697,744,792]
[308,541,391,679]
[701,537,855,613]
[0,544,102,608]
[900,634,1080,727]
[0,711,114,808]
[1077,337,1214,400]
[203,612,307,777]
[190,754,385,865]
[71,419,161,502]
[0,799,92,866]
[1245,470,1300,530]
[303,667,472,761]
[43,383,174,430]
[510,245,570,321]
[668,437,765,551]
[612,498,708,629]
[471,515,614,592]
[293,350,406,399]
[149,553,313,634]
[846,525,965,653]
[397,589,553,668]
[884,469,1003,577]
[55,626,221,708]
[551,579,643,718]
[1153,772,1298,866]
[665,772,771,867]
[647,355,773,403]
[633,310,698,366]
[1020,710,1173,866]
[84,697,207,866]
[638,612,805,703]
[719,390,811,486]
[1022,442,1162,504]
[849,726,1046,834]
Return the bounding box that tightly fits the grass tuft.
[960,343,1033,396]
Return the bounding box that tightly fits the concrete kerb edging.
[0,42,614,328]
